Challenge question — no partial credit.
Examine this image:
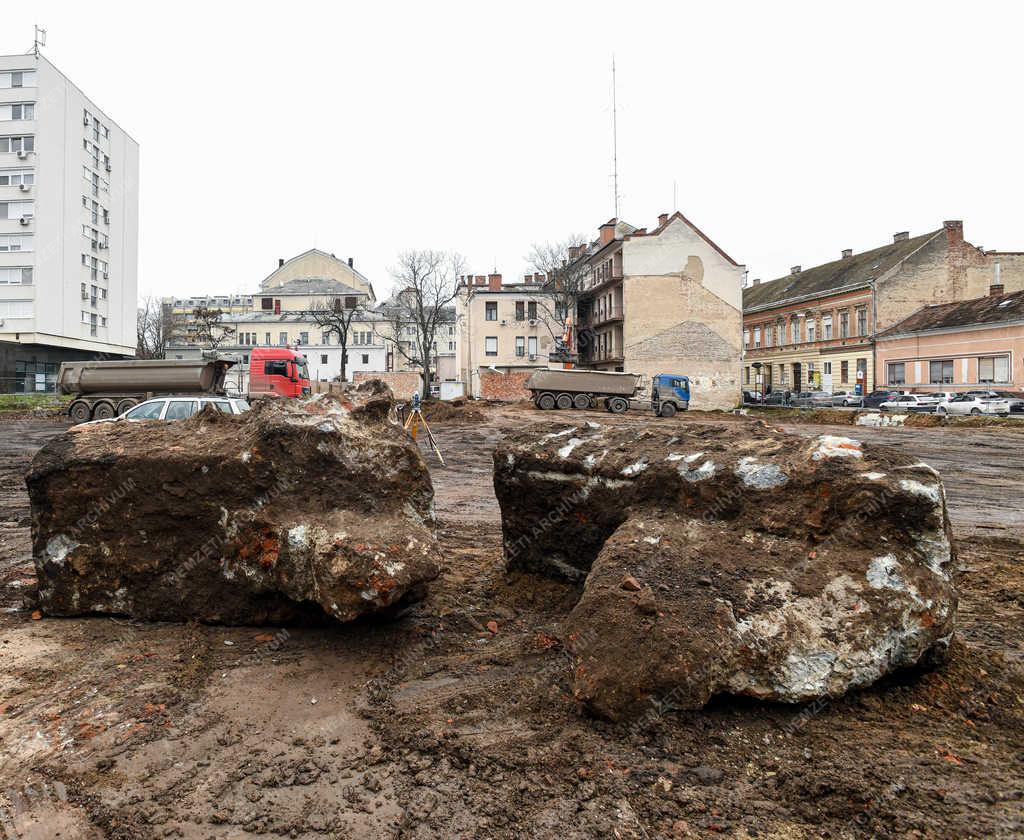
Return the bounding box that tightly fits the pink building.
[876,288,1024,392]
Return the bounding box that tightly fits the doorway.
[792,362,802,393]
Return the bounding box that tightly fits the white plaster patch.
[621,459,649,477]
[643,536,661,545]
[684,452,705,464]
[812,435,863,460]
[287,525,308,549]
[380,560,405,576]
[45,534,79,566]
[665,453,685,462]
[585,421,602,429]
[899,479,941,504]
[860,471,886,481]
[680,460,716,482]
[557,438,584,459]
[735,456,789,489]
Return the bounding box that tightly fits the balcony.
[580,345,624,364]
[580,305,623,328]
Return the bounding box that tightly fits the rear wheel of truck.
[609,397,628,414]
[116,399,137,415]
[556,393,573,410]
[536,392,556,410]
[573,393,591,410]
[92,401,116,420]
[69,400,92,423]
[659,402,677,418]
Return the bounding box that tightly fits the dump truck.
[524,369,690,416]
[58,352,240,423]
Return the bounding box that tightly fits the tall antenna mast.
[31,25,47,57]
[611,56,620,218]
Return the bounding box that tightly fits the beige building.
[455,272,556,397]
[742,221,1024,395]
[574,212,745,410]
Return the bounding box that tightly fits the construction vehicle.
[524,369,690,416]
[247,347,311,399]
[58,352,241,423]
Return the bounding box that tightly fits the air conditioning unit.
[103,271,109,279]
[528,318,538,326]
[105,162,111,172]
[16,150,29,160]
[83,114,91,125]
[18,183,31,192]
[19,216,31,226]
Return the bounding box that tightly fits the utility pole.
[31,25,47,56]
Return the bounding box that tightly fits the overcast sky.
[8,1,1023,300]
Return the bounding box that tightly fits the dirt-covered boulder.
[27,382,439,624]
[493,420,956,719]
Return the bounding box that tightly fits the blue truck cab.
[651,374,690,417]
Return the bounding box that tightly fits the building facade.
[742,222,1024,395]
[574,212,745,411]
[455,272,555,398]
[876,287,1024,393]
[0,53,139,392]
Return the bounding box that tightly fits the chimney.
[487,273,502,291]
[658,213,669,228]
[474,275,486,286]
[534,272,545,284]
[599,218,617,246]
[841,248,853,259]
[752,278,761,285]
[990,259,1003,296]
[893,231,909,243]
[524,274,532,284]
[278,258,284,268]
[791,265,802,275]
[944,220,964,245]
[348,257,353,268]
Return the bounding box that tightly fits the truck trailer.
[523,369,690,416]
[58,352,240,423]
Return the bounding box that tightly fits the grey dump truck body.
[58,353,239,423]
[525,368,644,413]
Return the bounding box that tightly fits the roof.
[627,211,741,267]
[260,248,375,297]
[223,309,386,325]
[879,289,1024,336]
[743,230,942,312]
[267,277,367,297]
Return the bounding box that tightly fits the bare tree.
[136,297,182,359]
[309,297,369,382]
[525,235,592,356]
[379,249,466,399]
[191,306,235,349]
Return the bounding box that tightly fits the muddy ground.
[0,405,1022,839]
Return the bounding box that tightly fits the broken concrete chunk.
[27,382,440,624]
[494,420,957,719]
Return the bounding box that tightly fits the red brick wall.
[479,370,534,401]
[353,371,422,399]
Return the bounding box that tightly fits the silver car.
[80,396,250,425]
[791,391,832,407]
[828,390,864,408]
[937,393,1012,417]
[879,394,941,412]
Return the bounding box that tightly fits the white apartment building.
[0,53,139,392]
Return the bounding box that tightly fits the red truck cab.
[249,347,311,399]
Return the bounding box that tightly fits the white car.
[78,396,250,425]
[878,393,942,412]
[936,394,1012,417]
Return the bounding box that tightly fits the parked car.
[929,391,960,403]
[790,390,831,407]
[937,393,1015,417]
[763,391,790,407]
[78,395,251,425]
[828,390,864,408]
[959,390,1024,413]
[878,393,942,412]
[742,390,764,404]
[863,389,907,409]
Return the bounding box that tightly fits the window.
[528,301,537,320]
[839,311,849,338]
[265,332,271,345]
[299,332,309,345]
[822,314,833,340]
[775,324,783,346]
[823,362,832,374]
[0,136,34,153]
[485,336,498,356]
[485,301,497,321]
[743,328,750,347]
[321,332,330,345]
[806,319,816,343]
[888,362,906,385]
[0,201,34,220]
[978,355,1009,383]
[856,308,867,336]
[0,300,32,318]
[164,401,198,420]
[126,400,166,420]
[1,70,38,88]
[528,336,538,357]
[764,325,772,348]
[0,267,31,285]
[448,341,455,351]
[841,360,849,383]
[515,336,525,357]
[361,354,369,365]
[929,359,954,384]
[320,354,328,364]
[345,296,357,309]
[0,103,34,121]
[265,360,288,376]
[0,170,33,186]
[745,366,750,384]
[261,297,273,310]
[279,332,288,346]
[790,319,799,344]
[753,327,761,348]
[515,301,525,321]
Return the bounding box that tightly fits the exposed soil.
[1,405,1022,839]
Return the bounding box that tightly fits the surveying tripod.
[402,393,445,466]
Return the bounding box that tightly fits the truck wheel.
[92,401,116,420]
[659,402,677,418]
[116,398,137,415]
[556,393,573,410]
[536,392,556,410]
[573,393,591,410]
[69,400,92,423]
[609,397,628,414]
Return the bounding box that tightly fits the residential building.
[573,212,745,410]
[0,53,139,392]
[742,222,1024,394]
[455,272,555,398]
[876,287,1024,392]
[375,288,458,384]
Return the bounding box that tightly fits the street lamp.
[752,361,764,405]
